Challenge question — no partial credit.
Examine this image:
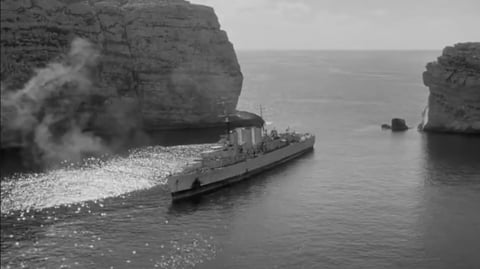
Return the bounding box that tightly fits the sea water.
[1,51,480,269]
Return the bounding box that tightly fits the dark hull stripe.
[171,146,314,201]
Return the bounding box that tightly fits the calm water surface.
[2,51,480,269]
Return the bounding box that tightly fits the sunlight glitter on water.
[1,144,214,213]
[2,220,217,269]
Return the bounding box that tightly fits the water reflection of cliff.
[419,133,480,268]
[0,128,225,178]
[421,133,480,185]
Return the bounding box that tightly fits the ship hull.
[168,136,315,201]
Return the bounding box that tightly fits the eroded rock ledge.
[420,42,480,134]
[1,0,261,150]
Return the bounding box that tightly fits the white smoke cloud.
[1,38,108,165]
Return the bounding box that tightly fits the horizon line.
[235,48,443,52]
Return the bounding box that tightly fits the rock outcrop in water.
[391,118,409,132]
[381,118,409,132]
[0,0,261,151]
[420,42,480,134]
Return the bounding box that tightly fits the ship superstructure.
[167,124,315,200]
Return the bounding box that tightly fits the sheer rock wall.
[421,42,480,134]
[1,0,244,148]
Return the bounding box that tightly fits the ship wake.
[1,144,213,214]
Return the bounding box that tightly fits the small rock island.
[420,42,480,134]
[382,118,409,132]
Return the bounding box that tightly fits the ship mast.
[259,104,267,136]
[218,99,233,143]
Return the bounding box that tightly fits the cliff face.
[421,42,480,134]
[1,0,245,150]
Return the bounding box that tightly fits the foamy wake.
[1,144,214,213]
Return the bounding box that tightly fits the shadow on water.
[168,150,315,215]
[0,148,42,177]
[421,132,480,185]
[418,133,480,268]
[0,128,226,178]
[146,127,226,147]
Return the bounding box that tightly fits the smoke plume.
[1,38,108,166]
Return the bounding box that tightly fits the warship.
[167,113,315,201]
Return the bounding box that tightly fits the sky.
[191,0,480,50]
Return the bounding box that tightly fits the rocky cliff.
[1,0,259,152]
[420,42,480,134]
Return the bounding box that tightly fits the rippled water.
[1,145,213,213]
[2,51,480,269]
[1,145,218,268]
